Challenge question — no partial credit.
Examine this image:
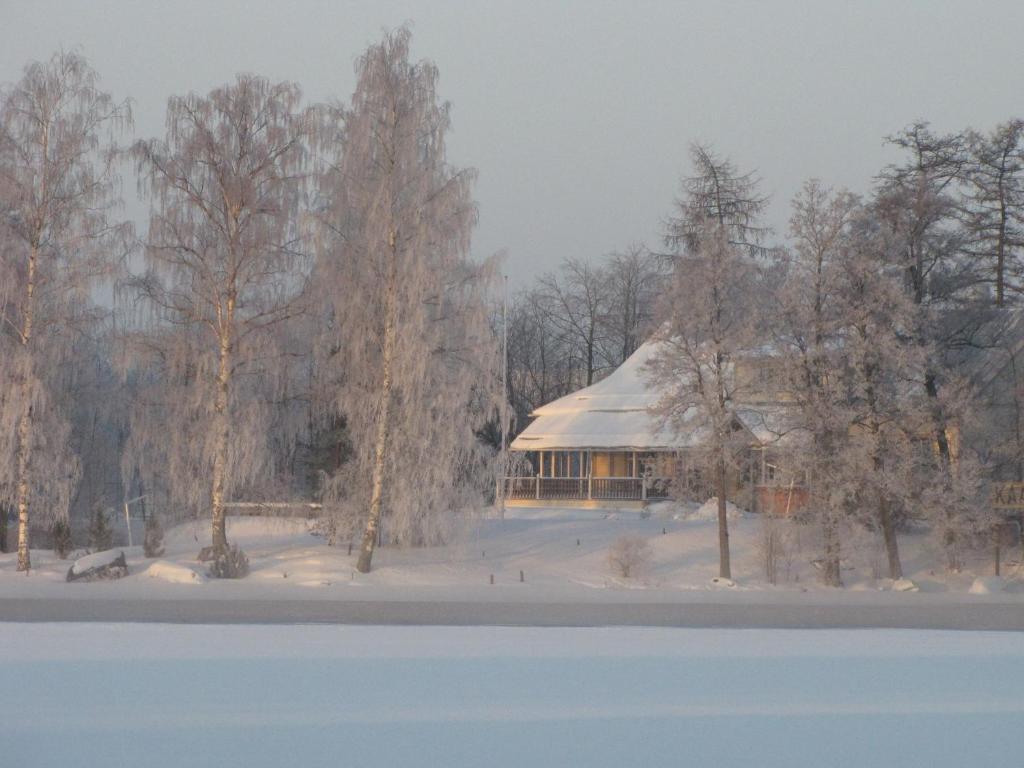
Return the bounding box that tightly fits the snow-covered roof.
[510,340,796,451]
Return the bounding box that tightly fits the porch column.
[578,450,584,497]
[587,449,593,500]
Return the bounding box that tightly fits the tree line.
[509,128,1023,585]
[2,33,1022,583]
[1,30,499,574]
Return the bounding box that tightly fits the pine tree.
[88,506,112,552]
[52,517,73,559]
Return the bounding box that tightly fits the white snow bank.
[969,577,1005,595]
[141,561,205,584]
[69,549,124,576]
[892,578,920,593]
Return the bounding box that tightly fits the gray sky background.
[2,0,1022,284]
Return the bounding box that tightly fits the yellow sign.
[992,483,1024,510]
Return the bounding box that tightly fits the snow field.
[1,508,1021,602]
[2,623,1022,768]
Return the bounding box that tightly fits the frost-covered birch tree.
[646,144,771,579]
[776,181,861,585]
[313,29,498,573]
[0,52,131,571]
[127,75,316,558]
[834,212,931,581]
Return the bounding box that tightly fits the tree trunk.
[820,509,842,587]
[357,233,399,574]
[15,406,33,573]
[924,371,960,571]
[15,244,37,573]
[209,322,232,555]
[995,194,1007,307]
[877,493,902,580]
[871,444,903,580]
[715,449,731,579]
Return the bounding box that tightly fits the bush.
[607,535,652,579]
[88,507,113,552]
[207,544,250,579]
[143,513,165,558]
[52,518,74,559]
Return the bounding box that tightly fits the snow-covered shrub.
[52,518,73,559]
[88,507,113,552]
[66,549,128,582]
[207,544,250,579]
[143,513,165,558]
[607,536,652,579]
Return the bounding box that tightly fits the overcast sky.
[2,0,1022,284]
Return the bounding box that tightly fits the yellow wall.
[591,452,632,477]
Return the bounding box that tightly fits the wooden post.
[587,471,593,500]
[642,475,647,502]
[123,501,133,548]
[535,473,540,500]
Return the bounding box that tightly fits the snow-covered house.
[504,341,802,510]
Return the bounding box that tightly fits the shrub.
[143,513,165,558]
[52,518,74,559]
[207,544,250,579]
[607,535,652,579]
[88,506,113,552]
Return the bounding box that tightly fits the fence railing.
[503,476,672,502]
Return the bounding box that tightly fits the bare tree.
[537,258,611,386]
[0,51,130,571]
[127,74,316,558]
[601,244,666,366]
[313,29,498,573]
[506,287,578,433]
[962,119,1024,306]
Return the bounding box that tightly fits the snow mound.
[142,561,205,584]
[969,577,1005,595]
[690,498,743,522]
[710,576,737,588]
[892,578,920,593]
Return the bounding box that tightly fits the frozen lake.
[3,624,1022,767]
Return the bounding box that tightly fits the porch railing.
[503,476,672,502]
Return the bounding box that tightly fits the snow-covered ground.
[3,622,1022,767]
[1,506,1021,604]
